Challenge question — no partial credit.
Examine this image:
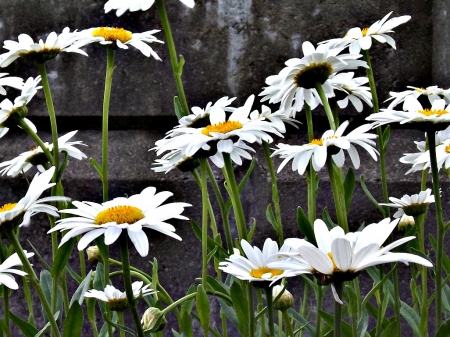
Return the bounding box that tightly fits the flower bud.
[272,285,294,311]
[398,214,415,230]
[141,307,167,332]
[86,246,102,263]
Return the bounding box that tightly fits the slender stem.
[428,130,444,329]
[362,50,379,114]
[326,159,349,232]
[263,141,284,244]
[305,103,317,224]
[315,283,323,337]
[155,0,189,117]
[0,248,11,337]
[414,213,429,336]
[5,231,61,337]
[161,293,196,315]
[22,274,35,326]
[282,310,295,337]
[299,283,309,337]
[247,284,255,337]
[220,310,228,337]
[222,153,247,241]
[333,282,343,337]
[17,119,53,164]
[200,159,209,286]
[315,83,336,130]
[118,233,145,337]
[256,289,266,337]
[265,287,275,337]
[117,311,126,337]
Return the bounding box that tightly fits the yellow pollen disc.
[418,109,449,117]
[201,120,243,136]
[445,145,450,153]
[361,27,369,36]
[94,205,145,225]
[250,267,283,279]
[310,138,323,146]
[0,203,17,213]
[92,27,132,43]
[327,252,339,271]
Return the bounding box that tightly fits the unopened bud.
[272,285,294,311]
[398,214,415,230]
[86,246,102,263]
[142,307,167,332]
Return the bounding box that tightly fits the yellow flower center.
[418,109,449,117]
[308,136,338,146]
[92,27,132,43]
[361,27,370,36]
[94,205,145,225]
[201,120,243,136]
[0,203,17,213]
[250,267,284,279]
[327,252,339,271]
[445,145,450,153]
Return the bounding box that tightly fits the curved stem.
[17,119,53,164]
[155,0,189,117]
[161,293,196,315]
[282,310,295,337]
[315,83,336,130]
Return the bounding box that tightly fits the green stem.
[117,311,125,337]
[222,153,247,241]
[362,50,379,114]
[256,289,266,337]
[248,284,255,337]
[326,159,349,232]
[161,292,196,315]
[265,287,275,337]
[282,310,295,337]
[428,130,444,329]
[200,159,209,286]
[263,141,284,245]
[22,274,35,326]
[299,283,308,337]
[5,231,61,337]
[415,213,429,337]
[220,310,228,337]
[102,47,115,203]
[118,233,145,337]
[305,103,317,224]
[315,83,336,130]
[155,0,189,117]
[17,119,53,164]
[333,282,343,337]
[0,249,11,337]
[315,282,323,337]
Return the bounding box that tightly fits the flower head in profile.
[260,42,367,116]
[380,189,435,218]
[0,73,24,95]
[279,218,432,303]
[273,120,378,175]
[0,28,90,67]
[0,167,69,231]
[49,187,191,257]
[105,0,194,17]
[0,130,87,177]
[219,238,309,287]
[367,96,450,127]
[0,76,42,138]
[328,72,372,112]
[81,27,163,59]
[386,86,450,110]
[85,281,155,311]
[0,251,34,290]
[324,12,411,54]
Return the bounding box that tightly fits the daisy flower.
[49,187,191,257]
[0,251,34,290]
[80,27,163,60]
[328,72,372,112]
[0,28,90,67]
[273,120,378,175]
[0,73,24,95]
[249,105,299,133]
[324,12,411,55]
[278,218,432,303]
[105,0,194,17]
[260,41,367,116]
[85,281,155,311]
[0,76,42,138]
[386,86,450,110]
[367,96,450,127]
[380,189,435,218]
[0,130,87,177]
[0,167,69,231]
[218,238,310,287]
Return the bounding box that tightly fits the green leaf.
[322,207,337,229]
[381,125,391,150]
[66,264,82,284]
[51,238,76,278]
[0,319,7,334]
[93,263,106,313]
[179,311,193,337]
[247,218,257,241]
[287,308,316,336]
[174,96,185,119]
[190,220,228,260]
[102,312,136,336]
[344,284,357,316]
[230,281,249,336]
[89,157,103,180]
[266,204,278,232]
[400,300,420,336]
[362,265,396,307]
[218,298,239,329]
[435,317,450,337]
[34,312,59,337]
[360,175,386,217]
[181,284,196,316]
[380,319,398,337]
[62,302,83,337]
[9,311,38,337]
[39,270,55,322]
[196,284,210,333]
[356,309,369,337]
[70,270,93,306]
[319,310,353,336]
[343,168,355,214]
[296,207,316,246]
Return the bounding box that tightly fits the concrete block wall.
[0,0,447,335]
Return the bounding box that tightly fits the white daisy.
[218,238,310,286]
[260,41,368,117]
[386,86,450,110]
[80,27,163,60]
[367,96,450,127]
[323,12,411,55]
[328,72,372,112]
[0,167,69,230]
[249,105,299,133]
[0,73,24,95]
[380,189,435,218]
[273,120,378,175]
[279,218,432,303]
[0,28,90,67]
[0,130,87,177]
[49,187,191,257]
[0,251,34,290]
[104,0,194,17]
[84,281,155,311]
[0,76,42,138]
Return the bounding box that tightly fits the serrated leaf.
[196,284,210,333]
[343,168,355,214]
[51,238,76,278]
[296,207,316,246]
[9,311,38,337]
[62,302,83,337]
